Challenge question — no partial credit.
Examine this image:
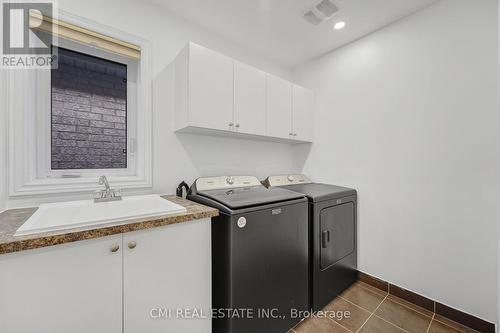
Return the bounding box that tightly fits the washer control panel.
[196,176,262,191]
[263,174,312,187]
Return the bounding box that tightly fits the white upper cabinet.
[292,84,314,142]
[266,74,293,139]
[234,61,266,136]
[172,42,314,143]
[176,43,234,131]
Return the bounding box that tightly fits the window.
[38,38,139,179]
[51,47,128,170]
[8,11,152,196]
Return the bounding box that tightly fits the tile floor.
[289,281,480,333]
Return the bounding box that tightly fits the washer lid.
[198,186,305,209]
[285,183,356,202]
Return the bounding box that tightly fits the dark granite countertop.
[0,195,218,255]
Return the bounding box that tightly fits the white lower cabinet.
[124,219,211,333]
[0,219,211,333]
[0,235,123,333]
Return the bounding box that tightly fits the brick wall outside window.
[51,47,127,170]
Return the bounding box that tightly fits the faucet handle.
[111,189,122,198]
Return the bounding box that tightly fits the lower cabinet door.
[123,219,212,333]
[0,235,123,333]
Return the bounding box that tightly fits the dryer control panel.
[263,174,312,187]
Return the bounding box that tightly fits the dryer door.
[320,202,355,270]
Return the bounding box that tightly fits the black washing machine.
[188,176,309,333]
[263,174,357,311]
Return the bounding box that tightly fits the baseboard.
[358,271,496,333]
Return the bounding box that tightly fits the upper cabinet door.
[292,85,314,142]
[188,43,234,131]
[234,61,266,136]
[266,74,292,139]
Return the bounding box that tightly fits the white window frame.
[7,11,152,196]
[38,41,138,178]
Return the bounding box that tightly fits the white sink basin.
[15,195,187,237]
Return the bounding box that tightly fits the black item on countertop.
[176,181,190,198]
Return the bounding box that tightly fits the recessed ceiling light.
[334,21,346,30]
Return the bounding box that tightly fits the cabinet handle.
[235,124,240,128]
[110,244,120,253]
[294,133,298,137]
[228,123,234,127]
[128,241,137,249]
[289,132,293,136]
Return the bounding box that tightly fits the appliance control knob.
[237,217,247,228]
[287,175,295,182]
[226,176,234,185]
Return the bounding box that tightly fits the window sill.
[9,175,152,197]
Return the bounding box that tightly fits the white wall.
[294,0,499,322]
[0,70,7,213]
[498,0,500,325]
[4,0,304,208]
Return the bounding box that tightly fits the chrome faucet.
[94,175,122,202]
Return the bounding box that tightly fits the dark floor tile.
[323,297,371,332]
[358,271,389,292]
[339,282,386,312]
[291,316,350,333]
[389,284,435,312]
[375,297,432,333]
[358,316,406,333]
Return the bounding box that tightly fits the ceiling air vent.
[303,0,339,25]
[316,0,339,18]
[303,10,323,26]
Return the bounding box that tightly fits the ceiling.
[145,0,439,67]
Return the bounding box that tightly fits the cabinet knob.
[110,244,120,253]
[128,241,137,249]
[228,123,234,127]
[294,133,298,137]
[289,133,293,136]
[235,124,240,128]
